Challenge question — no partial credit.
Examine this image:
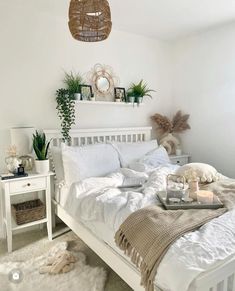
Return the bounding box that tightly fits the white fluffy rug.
[0,240,107,291]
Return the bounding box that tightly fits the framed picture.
[79,85,93,100]
[114,87,126,102]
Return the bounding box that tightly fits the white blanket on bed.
[64,165,235,291]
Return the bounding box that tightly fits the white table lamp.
[10,127,35,156]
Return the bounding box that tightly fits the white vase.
[128,96,135,103]
[35,160,49,174]
[137,97,143,103]
[74,93,81,100]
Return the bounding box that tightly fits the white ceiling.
[109,0,235,41]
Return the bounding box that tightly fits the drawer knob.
[177,161,180,164]
[27,183,31,187]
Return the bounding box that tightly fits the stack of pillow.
[50,139,171,188]
[51,139,223,189]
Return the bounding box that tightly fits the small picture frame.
[114,87,126,102]
[79,85,93,101]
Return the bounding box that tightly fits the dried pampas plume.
[151,110,190,135]
[151,113,173,134]
[172,110,190,133]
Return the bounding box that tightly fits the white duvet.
[64,165,235,291]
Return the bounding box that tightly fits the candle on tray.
[197,190,214,204]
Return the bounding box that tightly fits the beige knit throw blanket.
[115,180,235,291]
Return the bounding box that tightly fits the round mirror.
[96,76,110,93]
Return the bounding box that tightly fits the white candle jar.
[197,190,214,204]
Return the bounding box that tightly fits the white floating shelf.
[76,100,144,106]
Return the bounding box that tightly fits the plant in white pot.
[64,71,84,100]
[33,131,51,174]
[127,80,155,105]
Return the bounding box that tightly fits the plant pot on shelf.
[35,160,49,174]
[128,96,135,103]
[74,93,81,100]
[137,96,143,103]
[115,98,121,102]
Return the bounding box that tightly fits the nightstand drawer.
[170,157,188,166]
[9,177,46,194]
[169,154,190,166]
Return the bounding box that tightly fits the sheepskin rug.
[0,240,107,291]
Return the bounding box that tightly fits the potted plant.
[127,80,155,104]
[56,88,75,143]
[64,71,84,100]
[33,131,51,174]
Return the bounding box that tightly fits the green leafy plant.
[127,80,155,101]
[33,131,51,160]
[63,71,84,95]
[56,88,75,143]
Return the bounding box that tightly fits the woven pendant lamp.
[68,0,112,42]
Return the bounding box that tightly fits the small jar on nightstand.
[169,154,190,166]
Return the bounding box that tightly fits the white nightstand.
[169,154,190,166]
[0,172,54,252]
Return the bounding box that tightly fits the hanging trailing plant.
[56,88,75,144]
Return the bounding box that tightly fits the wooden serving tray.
[157,191,224,210]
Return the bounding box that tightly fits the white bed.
[45,127,235,291]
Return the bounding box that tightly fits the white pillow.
[129,146,170,172]
[61,143,121,186]
[175,163,221,183]
[50,146,64,183]
[110,140,158,167]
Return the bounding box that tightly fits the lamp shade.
[10,127,35,156]
[68,0,112,42]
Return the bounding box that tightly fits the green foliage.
[63,71,84,95]
[33,131,51,160]
[56,88,75,143]
[127,80,155,99]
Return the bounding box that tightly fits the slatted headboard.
[44,127,152,146]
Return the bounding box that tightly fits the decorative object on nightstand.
[33,131,51,174]
[0,172,54,252]
[10,127,35,171]
[151,110,190,154]
[5,146,21,174]
[169,154,190,166]
[176,147,182,156]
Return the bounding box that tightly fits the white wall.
[172,22,235,177]
[0,0,173,173]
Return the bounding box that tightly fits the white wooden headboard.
[44,127,152,146]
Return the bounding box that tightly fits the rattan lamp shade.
[68,0,112,42]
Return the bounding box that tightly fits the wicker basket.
[12,199,46,225]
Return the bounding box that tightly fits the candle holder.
[197,190,214,204]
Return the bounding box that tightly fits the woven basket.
[12,199,46,225]
[68,0,112,42]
